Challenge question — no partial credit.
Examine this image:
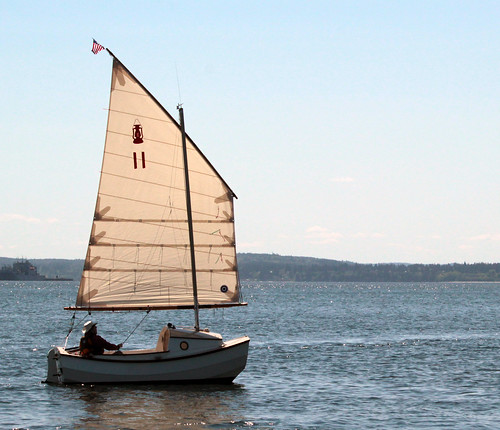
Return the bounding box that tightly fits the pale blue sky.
[1,1,500,263]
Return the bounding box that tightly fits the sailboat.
[46,49,249,384]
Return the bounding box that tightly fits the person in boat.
[79,321,123,357]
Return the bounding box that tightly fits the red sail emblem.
[132,120,145,169]
[132,123,143,144]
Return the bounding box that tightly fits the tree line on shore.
[237,253,500,282]
[1,254,500,282]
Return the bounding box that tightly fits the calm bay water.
[1,281,499,429]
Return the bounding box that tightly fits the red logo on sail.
[133,152,146,169]
[132,120,146,169]
[133,123,143,144]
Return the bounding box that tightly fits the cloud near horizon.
[352,232,386,239]
[469,233,500,241]
[0,213,59,224]
[305,226,343,244]
[238,241,264,250]
[330,177,354,183]
[305,227,391,245]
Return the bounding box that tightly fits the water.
[1,281,500,429]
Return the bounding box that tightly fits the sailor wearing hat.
[79,321,123,357]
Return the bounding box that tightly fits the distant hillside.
[1,254,500,282]
[237,253,500,282]
[0,257,83,282]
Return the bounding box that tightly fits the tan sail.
[71,57,242,311]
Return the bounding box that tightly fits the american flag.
[92,39,105,54]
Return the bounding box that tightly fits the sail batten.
[74,54,241,311]
[93,219,233,223]
[98,192,234,208]
[65,302,247,311]
[91,243,235,248]
[85,268,237,273]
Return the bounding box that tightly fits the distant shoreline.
[1,253,500,282]
[0,259,73,281]
[237,253,500,282]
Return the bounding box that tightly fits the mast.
[178,105,200,331]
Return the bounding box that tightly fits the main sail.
[71,53,242,311]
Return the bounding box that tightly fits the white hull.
[46,328,249,384]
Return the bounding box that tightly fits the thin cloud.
[416,234,442,240]
[305,226,343,244]
[239,241,264,249]
[352,232,385,239]
[469,234,500,241]
[0,213,59,224]
[330,177,354,183]
[0,213,42,223]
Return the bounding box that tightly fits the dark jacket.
[80,333,120,357]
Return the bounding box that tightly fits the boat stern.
[46,347,62,384]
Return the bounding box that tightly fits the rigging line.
[175,62,182,105]
[121,309,151,346]
[139,109,184,286]
[168,128,190,295]
[136,152,176,288]
[63,311,90,348]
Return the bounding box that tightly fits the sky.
[1,1,500,264]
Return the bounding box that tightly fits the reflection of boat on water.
[71,383,248,428]
[46,47,249,384]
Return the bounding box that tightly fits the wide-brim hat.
[82,321,97,335]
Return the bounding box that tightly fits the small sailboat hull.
[46,332,249,385]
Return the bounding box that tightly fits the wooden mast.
[178,105,200,331]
